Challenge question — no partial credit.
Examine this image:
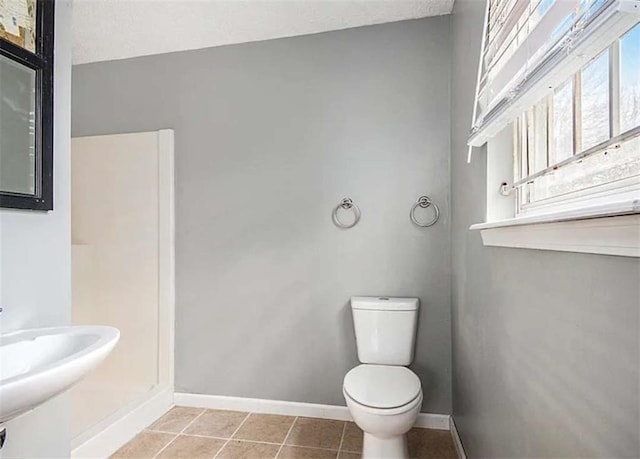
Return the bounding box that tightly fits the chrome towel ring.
[410,195,440,227]
[332,198,361,229]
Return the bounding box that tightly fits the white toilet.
[343,297,422,459]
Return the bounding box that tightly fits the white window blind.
[469,0,640,149]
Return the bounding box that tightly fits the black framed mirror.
[0,0,54,210]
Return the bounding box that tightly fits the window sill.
[469,200,640,257]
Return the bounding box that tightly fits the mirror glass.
[0,52,36,196]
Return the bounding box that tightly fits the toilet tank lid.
[351,297,419,311]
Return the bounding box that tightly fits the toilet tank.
[351,297,419,365]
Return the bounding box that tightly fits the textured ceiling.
[72,0,454,64]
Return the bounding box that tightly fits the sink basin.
[0,326,119,425]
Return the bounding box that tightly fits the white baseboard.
[72,386,173,458]
[449,416,467,459]
[414,412,450,430]
[174,392,450,431]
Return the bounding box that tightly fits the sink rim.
[0,325,120,388]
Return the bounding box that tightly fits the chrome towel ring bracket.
[332,198,361,229]
[410,195,440,228]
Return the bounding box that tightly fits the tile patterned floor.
[111,407,458,459]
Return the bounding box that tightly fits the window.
[513,23,640,216]
[469,0,640,257]
[0,0,55,210]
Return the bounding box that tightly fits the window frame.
[513,25,640,218]
[0,0,55,211]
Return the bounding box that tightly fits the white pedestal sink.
[0,326,119,425]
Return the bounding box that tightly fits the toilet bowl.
[343,364,422,458]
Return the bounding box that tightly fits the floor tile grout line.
[147,428,336,450]
[149,433,179,459]
[149,430,283,446]
[147,430,346,452]
[277,444,341,452]
[212,412,252,459]
[336,421,347,459]
[146,428,222,437]
[274,415,298,459]
[150,408,207,459]
[178,408,208,434]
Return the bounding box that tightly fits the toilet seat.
[343,364,421,411]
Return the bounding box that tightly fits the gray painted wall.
[72,17,453,413]
[450,1,640,457]
[0,1,73,457]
